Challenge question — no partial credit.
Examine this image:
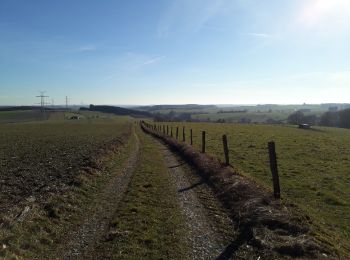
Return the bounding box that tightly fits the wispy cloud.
[77,44,96,52]
[114,52,166,71]
[245,32,270,38]
[157,0,231,37]
[134,55,166,69]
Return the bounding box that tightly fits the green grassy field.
[153,121,350,256]
[0,110,44,123]
[192,111,290,123]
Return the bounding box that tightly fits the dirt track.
[52,131,140,259]
[48,124,333,259]
[51,128,240,259]
[157,140,236,259]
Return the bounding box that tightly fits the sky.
[0,0,350,105]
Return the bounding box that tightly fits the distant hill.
[135,104,217,111]
[83,105,152,118]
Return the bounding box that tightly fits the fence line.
[142,121,281,199]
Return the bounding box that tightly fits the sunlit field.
[153,121,350,255]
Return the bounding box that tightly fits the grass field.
[0,109,117,123]
[0,115,134,257]
[0,110,44,123]
[153,121,350,256]
[192,111,290,123]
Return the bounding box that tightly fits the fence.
[141,121,281,199]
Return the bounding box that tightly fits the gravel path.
[53,130,140,260]
[156,140,235,259]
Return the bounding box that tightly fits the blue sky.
[1,0,350,105]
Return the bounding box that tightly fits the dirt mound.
[141,122,336,259]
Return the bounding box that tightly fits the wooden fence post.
[171,127,173,137]
[182,126,185,142]
[176,127,179,140]
[190,129,193,145]
[167,125,169,135]
[202,131,206,153]
[268,141,281,199]
[222,135,229,165]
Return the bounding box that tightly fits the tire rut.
[53,130,140,260]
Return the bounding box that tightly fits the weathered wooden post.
[182,126,185,142]
[163,125,165,134]
[202,131,206,153]
[268,141,281,199]
[167,125,169,135]
[222,135,229,165]
[176,127,179,140]
[190,129,193,145]
[171,127,173,137]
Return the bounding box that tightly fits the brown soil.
[51,131,140,259]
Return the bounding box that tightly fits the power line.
[35,91,49,119]
[36,91,49,112]
[65,96,69,110]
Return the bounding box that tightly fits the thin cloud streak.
[132,55,166,69]
[77,44,96,52]
[245,32,270,38]
[157,0,230,37]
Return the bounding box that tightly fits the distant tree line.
[153,111,193,122]
[217,109,247,114]
[82,105,152,118]
[287,108,350,128]
[319,109,350,128]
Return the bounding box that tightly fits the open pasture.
[154,121,350,255]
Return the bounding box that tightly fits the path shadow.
[178,181,205,193]
[168,162,187,168]
[216,229,251,260]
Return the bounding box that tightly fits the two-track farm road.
[52,126,236,259]
[51,130,140,259]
